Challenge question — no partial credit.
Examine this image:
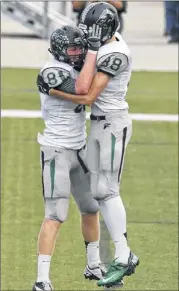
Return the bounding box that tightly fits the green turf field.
[1,69,178,290]
[2,68,178,114]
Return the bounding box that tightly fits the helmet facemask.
[67,44,86,70]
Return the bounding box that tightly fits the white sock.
[114,235,130,265]
[85,241,100,268]
[37,254,51,283]
[99,196,130,264]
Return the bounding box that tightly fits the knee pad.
[80,197,99,215]
[56,198,69,222]
[96,171,119,201]
[96,171,111,200]
[45,198,69,223]
[76,190,99,215]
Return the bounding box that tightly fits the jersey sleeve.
[41,67,77,94]
[97,52,128,77]
[41,67,71,88]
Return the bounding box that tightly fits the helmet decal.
[51,32,69,49]
[96,9,114,26]
[79,2,119,44]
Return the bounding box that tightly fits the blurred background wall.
[1,1,178,71]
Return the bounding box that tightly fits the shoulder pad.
[97,52,128,77]
[41,67,70,88]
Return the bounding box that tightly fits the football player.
[37,2,140,288]
[33,24,106,291]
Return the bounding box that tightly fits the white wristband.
[88,50,98,55]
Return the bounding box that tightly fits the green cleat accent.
[97,252,139,288]
[97,261,127,287]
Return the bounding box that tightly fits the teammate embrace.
[34,2,139,291]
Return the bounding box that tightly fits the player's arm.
[49,52,127,105]
[37,58,97,97]
[75,50,97,94]
[75,24,102,94]
[49,71,110,105]
[37,66,108,102]
[37,24,102,96]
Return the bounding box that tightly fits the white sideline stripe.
[1,110,178,122]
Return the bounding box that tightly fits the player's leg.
[85,134,102,273]
[85,129,101,265]
[98,124,131,262]
[86,125,101,200]
[70,146,105,280]
[93,118,131,257]
[96,116,139,287]
[33,147,71,291]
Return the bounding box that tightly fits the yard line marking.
[1,109,178,122]
[1,109,42,118]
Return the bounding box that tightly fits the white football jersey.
[37,59,86,150]
[91,32,132,115]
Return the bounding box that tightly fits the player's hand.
[86,24,102,52]
[36,74,50,95]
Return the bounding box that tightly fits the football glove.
[79,23,102,52]
[36,74,50,95]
